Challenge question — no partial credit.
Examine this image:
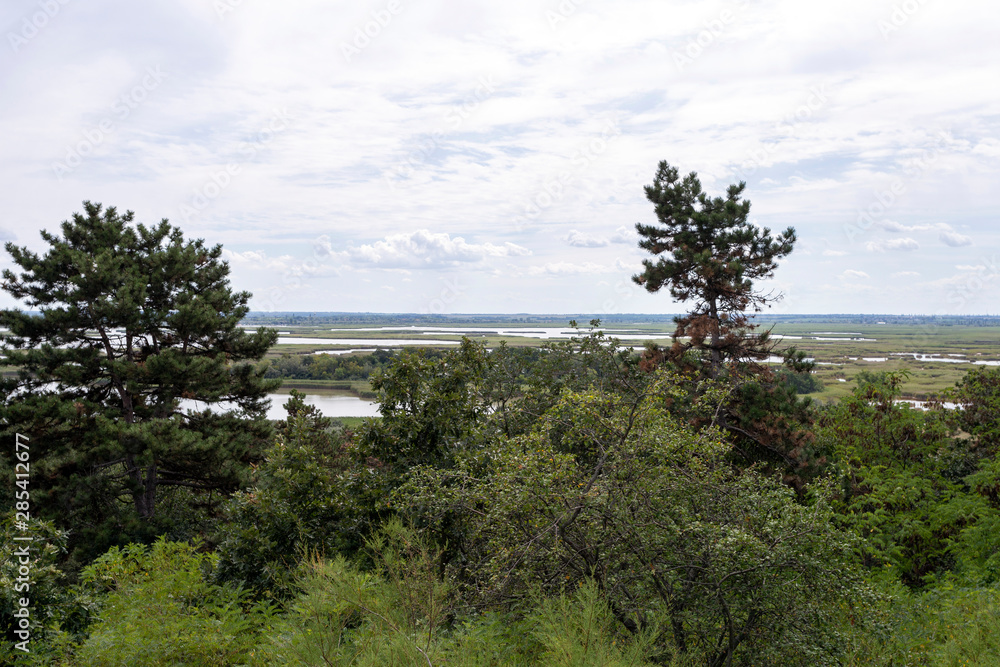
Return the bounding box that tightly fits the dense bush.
[250,519,662,666]
[399,373,879,665]
[817,372,1000,586]
[68,539,274,666]
[212,391,383,599]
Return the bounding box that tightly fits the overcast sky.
[2,0,998,315]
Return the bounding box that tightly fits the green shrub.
[72,539,273,667]
[528,579,663,667]
[0,513,81,665]
[213,391,383,599]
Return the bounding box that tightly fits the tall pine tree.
[0,202,278,554]
[632,162,819,483]
[633,160,796,378]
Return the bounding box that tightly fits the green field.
[260,317,1000,402]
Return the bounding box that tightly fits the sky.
[2,0,998,316]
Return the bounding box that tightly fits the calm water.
[181,393,380,419]
[278,337,460,346]
[264,393,380,419]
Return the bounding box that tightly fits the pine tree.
[0,202,278,553]
[632,162,818,482]
[632,160,796,378]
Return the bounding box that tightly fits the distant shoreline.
[242,312,1000,326]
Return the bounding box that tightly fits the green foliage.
[774,365,822,394]
[908,585,1000,666]
[0,514,75,663]
[529,580,663,666]
[71,538,273,666]
[361,326,649,476]
[946,365,1000,453]
[399,372,878,665]
[845,582,1000,666]
[265,348,398,382]
[725,367,820,486]
[362,339,492,473]
[819,372,1000,586]
[251,519,454,666]
[213,391,382,598]
[252,521,665,666]
[0,202,278,564]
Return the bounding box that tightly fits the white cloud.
[880,221,944,233]
[565,230,610,247]
[866,238,919,252]
[841,269,870,280]
[972,138,1000,158]
[822,249,848,257]
[892,271,920,278]
[940,231,973,247]
[564,225,636,247]
[879,221,973,249]
[345,230,530,269]
[528,262,615,275]
[610,225,637,244]
[222,249,294,271]
[3,0,1000,314]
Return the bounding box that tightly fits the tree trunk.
[127,455,158,520]
[709,297,722,379]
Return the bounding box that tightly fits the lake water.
[278,337,460,346]
[264,393,380,419]
[181,393,380,419]
[327,326,652,339]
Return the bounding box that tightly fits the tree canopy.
[0,202,278,559]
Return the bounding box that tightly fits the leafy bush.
[253,520,665,666]
[0,514,77,665]
[400,372,880,665]
[213,391,383,598]
[71,539,274,667]
[818,372,1000,585]
[528,580,663,666]
[251,518,453,666]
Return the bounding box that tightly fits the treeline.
[243,312,1000,327]
[264,348,401,381]
[265,347,821,395]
